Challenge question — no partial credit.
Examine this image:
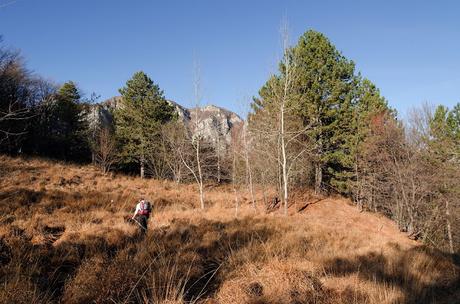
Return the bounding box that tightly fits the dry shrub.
[62,252,139,303]
[0,279,51,304]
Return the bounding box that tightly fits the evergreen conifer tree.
[115,71,175,178]
[253,30,392,195]
[347,78,392,202]
[31,81,90,161]
[287,30,357,193]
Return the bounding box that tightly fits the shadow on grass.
[146,218,276,302]
[1,217,277,303]
[323,244,460,304]
[3,213,459,303]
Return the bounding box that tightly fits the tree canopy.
[114,71,176,177]
[251,30,392,194]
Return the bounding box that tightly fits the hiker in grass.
[132,198,152,233]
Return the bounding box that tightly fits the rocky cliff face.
[94,97,243,146]
[187,105,243,146]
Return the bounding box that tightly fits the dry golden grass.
[0,155,458,304]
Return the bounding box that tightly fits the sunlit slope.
[0,156,458,304]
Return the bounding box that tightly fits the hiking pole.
[131,218,147,231]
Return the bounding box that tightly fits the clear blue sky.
[1,0,459,118]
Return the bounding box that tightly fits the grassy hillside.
[0,156,458,303]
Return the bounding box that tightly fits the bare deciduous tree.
[249,20,313,215]
[178,59,206,209]
[356,107,460,253]
[0,40,57,152]
[158,121,189,183]
[0,41,31,145]
[94,126,117,174]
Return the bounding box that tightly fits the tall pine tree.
[289,30,356,193]
[253,29,392,195]
[115,71,175,178]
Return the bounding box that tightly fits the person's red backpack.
[138,201,151,216]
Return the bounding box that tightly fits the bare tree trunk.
[193,58,205,210]
[243,124,256,209]
[261,173,268,207]
[315,162,322,194]
[314,116,323,194]
[195,134,205,209]
[217,149,221,184]
[393,156,415,232]
[280,19,291,215]
[247,165,255,210]
[281,102,288,215]
[176,167,181,184]
[216,111,221,184]
[355,160,363,211]
[234,188,239,217]
[178,140,205,209]
[445,200,454,254]
[354,107,363,211]
[232,149,239,217]
[277,141,283,201]
[140,153,145,179]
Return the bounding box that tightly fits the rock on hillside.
[92,96,243,146]
[187,104,243,145]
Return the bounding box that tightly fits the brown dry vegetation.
[0,155,459,304]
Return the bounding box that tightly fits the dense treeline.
[356,106,460,253]
[0,40,90,161]
[245,30,459,254]
[0,31,458,254]
[0,36,220,181]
